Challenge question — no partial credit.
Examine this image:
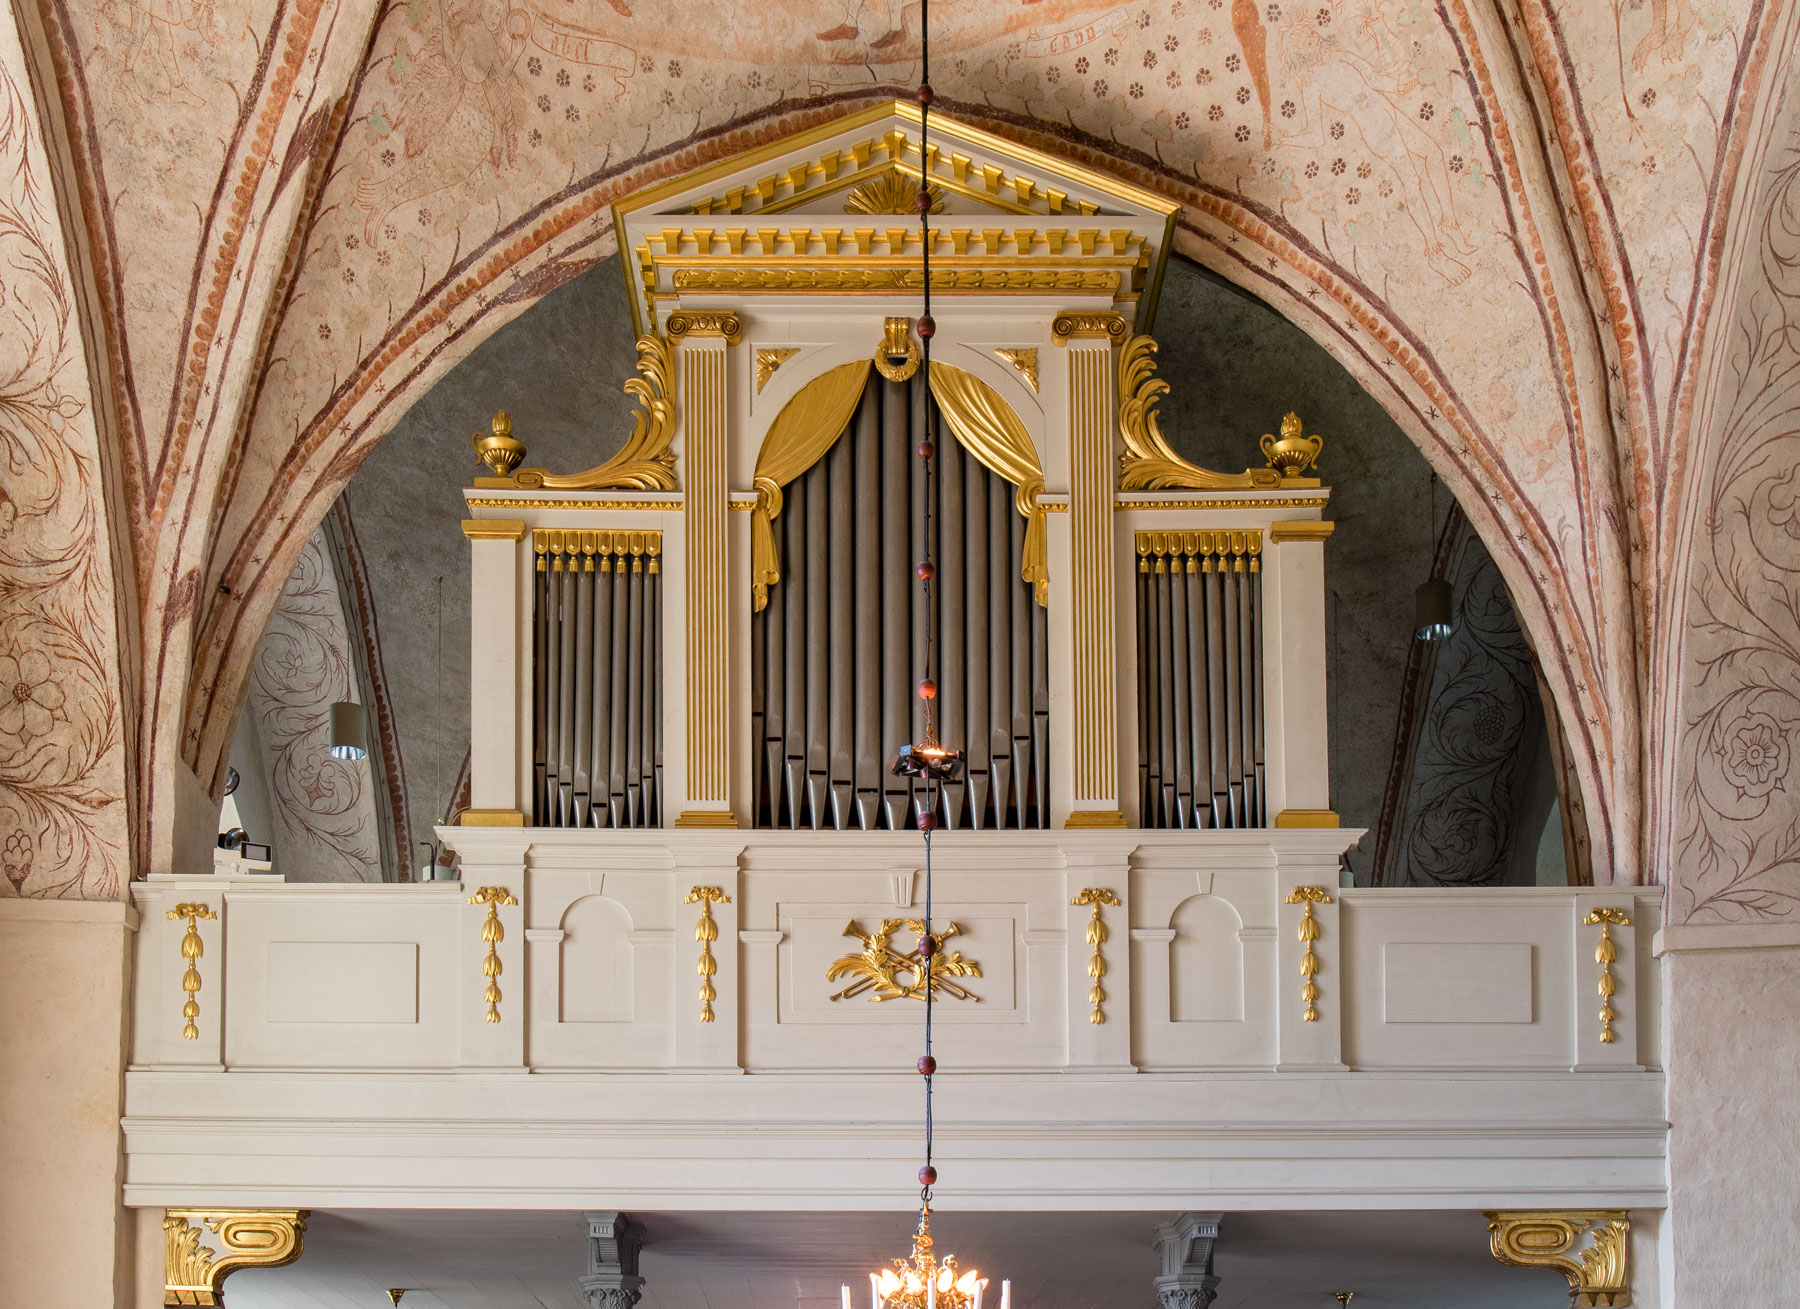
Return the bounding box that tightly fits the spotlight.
[1414,576,1453,642]
[328,701,368,761]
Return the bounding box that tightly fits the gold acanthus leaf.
[509,334,678,491]
[1118,335,1282,492]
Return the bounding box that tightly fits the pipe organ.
[459,101,1337,836]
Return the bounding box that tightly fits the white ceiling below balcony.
[223,1207,1571,1308]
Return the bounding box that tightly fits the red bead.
[914,188,934,214]
[917,934,937,957]
[917,315,936,339]
[916,561,936,581]
[919,1165,938,1186]
[917,1055,936,1075]
[917,811,937,832]
[916,83,935,106]
[916,440,935,460]
[917,678,936,700]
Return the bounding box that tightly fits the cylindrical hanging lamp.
[1414,576,1453,642]
[328,701,368,761]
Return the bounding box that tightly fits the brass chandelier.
[840,4,1007,1307]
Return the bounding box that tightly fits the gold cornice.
[459,808,526,827]
[1486,1211,1630,1307]
[665,310,743,345]
[1274,809,1341,828]
[461,518,527,541]
[1051,311,1128,345]
[465,498,683,512]
[1268,520,1337,543]
[672,267,1121,294]
[165,1210,307,1306]
[1118,335,1282,491]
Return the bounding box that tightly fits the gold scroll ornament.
[685,885,731,1022]
[828,920,982,1003]
[164,1209,307,1305]
[1285,886,1333,1022]
[478,335,678,490]
[1117,335,1283,491]
[1582,907,1631,1044]
[167,902,216,1040]
[1071,888,1121,1024]
[467,886,518,1022]
[1485,1211,1630,1306]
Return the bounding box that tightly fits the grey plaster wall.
[336,260,639,862]
[1153,261,1442,881]
[322,251,1534,884]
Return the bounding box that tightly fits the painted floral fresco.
[0,38,128,898]
[3,0,1797,922]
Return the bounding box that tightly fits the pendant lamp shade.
[1414,577,1453,642]
[328,701,368,761]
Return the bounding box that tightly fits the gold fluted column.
[670,311,740,827]
[1057,312,1128,827]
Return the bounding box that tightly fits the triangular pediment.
[613,100,1179,334]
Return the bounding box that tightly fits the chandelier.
[840,4,1008,1307]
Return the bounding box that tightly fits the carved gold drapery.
[507,335,679,490]
[750,359,874,611]
[926,362,1049,607]
[1118,336,1281,491]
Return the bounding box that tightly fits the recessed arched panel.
[1170,894,1244,1023]
[559,895,635,1023]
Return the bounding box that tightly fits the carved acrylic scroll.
[1486,1211,1630,1306]
[164,1209,307,1305]
[508,335,678,490]
[1118,335,1282,491]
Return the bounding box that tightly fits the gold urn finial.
[1260,410,1323,480]
[473,408,527,478]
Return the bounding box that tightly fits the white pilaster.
[1263,522,1333,823]
[463,518,526,823]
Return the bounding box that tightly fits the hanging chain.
[915,0,939,1212]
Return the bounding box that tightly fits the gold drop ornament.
[1285,886,1333,1022]
[685,886,732,1022]
[467,886,518,1023]
[167,902,217,1040]
[1070,888,1121,1025]
[1582,907,1631,1044]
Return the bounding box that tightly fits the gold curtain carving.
[510,335,679,490]
[1118,335,1282,491]
[926,362,1049,607]
[750,358,874,610]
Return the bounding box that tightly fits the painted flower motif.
[1419,102,1435,120]
[1075,56,1089,74]
[526,56,542,76]
[1329,120,1344,139]
[1166,68,1181,88]
[1175,110,1190,128]
[1224,52,1240,71]
[1164,34,1179,50]
[1128,81,1144,98]
[1195,67,1212,83]
[1640,87,1656,108]
[1280,99,1295,117]
[555,68,570,87]
[1104,47,1119,65]
[1093,78,1109,95]
[2,831,30,893]
[1208,103,1223,120]
[537,94,551,113]
[1143,49,1157,68]
[1235,85,1250,103]
[1719,713,1790,799]
[1234,124,1250,142]
[0,651,64,740]
[582,74,596,93]
[1766,463,1800,541]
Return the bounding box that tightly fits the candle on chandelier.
[842,1285,852,1309]
[999,1280,1011,1309]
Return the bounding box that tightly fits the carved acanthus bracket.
[164,1209,307,1305]
[581,1211,647,1309]
[1486,1210,1630,1307]
[1117,335,1283,491]
[501,335,679,491]
[1153,1212,1223,1309]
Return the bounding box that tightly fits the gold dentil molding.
[685,886,732,1023]
[1050,311,1128,345]
[164,1209,307,1305]
[1071,888,1122,1025]
[1485,1211,1630,1306]
[1285,886,1334,1023]
[467,886,518,1023]
[1136,530,1262,574]
[673,267,1120,294]
[828,920,982,1003]
[166,902,216,1040]
[1268,520,1337,543]
[1115,496,1331,511]
[534,529,662,574]
[1582,908,1632,1044]
[466,497,683,511]
[665,310,743,345]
